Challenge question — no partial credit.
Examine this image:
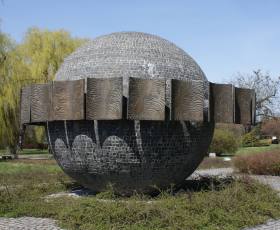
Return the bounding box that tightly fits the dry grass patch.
[234,151,280,175]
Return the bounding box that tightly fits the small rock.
[209,152,216,158]
[223,157,231,161]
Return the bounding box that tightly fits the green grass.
[20,149,49,155]
[0,148,49,155]
[1,161,280,229]
[0,161,61,174]
[235,144,280,156]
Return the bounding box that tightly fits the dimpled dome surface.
[55,32,207,95]
[48,32,214,195]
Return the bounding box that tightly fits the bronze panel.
[235,87,255,125]
[171,79,204,121]
[20,86,31,125]
[127,78,165,120]
[51,79,85,120]
[86,77,123,120]
[209,83,234,123]
[31,83,51,123]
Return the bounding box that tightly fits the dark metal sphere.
[48,32,214,195]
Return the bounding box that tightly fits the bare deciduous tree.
[229,70,280,120]
[261,118,280,137]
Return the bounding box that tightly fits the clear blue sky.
[0,0,279,82]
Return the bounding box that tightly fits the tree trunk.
[8,145,18,159]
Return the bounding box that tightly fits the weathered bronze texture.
[235,87,255,125]
[31,83,51,123]
[20,79,256,124]
[86,78,123,120]
[50,79,85,120]
[171,79,204,121]
[20,86,31,125]
[209,83,235,123]
[127,78,165,120]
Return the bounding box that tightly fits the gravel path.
[249,175,280,194]
[189,167,234,178]
[1,167,280,230]
[0,217,64,230]
[243,219,280,230]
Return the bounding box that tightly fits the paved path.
[1,167,280,230]
[0,217,64,230]
[18,154,52,160]
[189,167,234,178]
[250,175,280,194]
[243,219,280,230]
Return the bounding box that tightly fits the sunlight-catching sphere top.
[55,32,207,95]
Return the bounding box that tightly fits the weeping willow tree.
[0,27,86,155]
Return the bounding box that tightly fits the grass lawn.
[20,148,49,155]
[1,160,280,229]
[0,148,49,155]
[0,160,60,174]
[235,144,280,156]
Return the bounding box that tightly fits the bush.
[242,137,270,147]
[241,132,270,147]
[257,139,271,146]
[234,151,280,175]
[215,123,245,139]
[209,129,240,155]
[241,125,271,147]
[242,131,259,147]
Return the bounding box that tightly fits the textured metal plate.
[235,87,254,125]
[20,86,31,125]
[171,79,204,121]
[51,79,85,120]
[86,78,123,120]
[31,83,51,123]
[209,83,234,123]
[127,78,165,120]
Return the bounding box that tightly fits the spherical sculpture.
[47,32,214,195]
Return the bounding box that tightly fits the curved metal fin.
[31,83,51,123]
[235,87,255,125]
[50,79,85,120]
[86,77,123,120]
[209,83,235,123]
[20,85,31,125]
[171,79,204,121]
[127,78,165,120]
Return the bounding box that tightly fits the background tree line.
[229,70,280,120]
[0,27,86,154]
